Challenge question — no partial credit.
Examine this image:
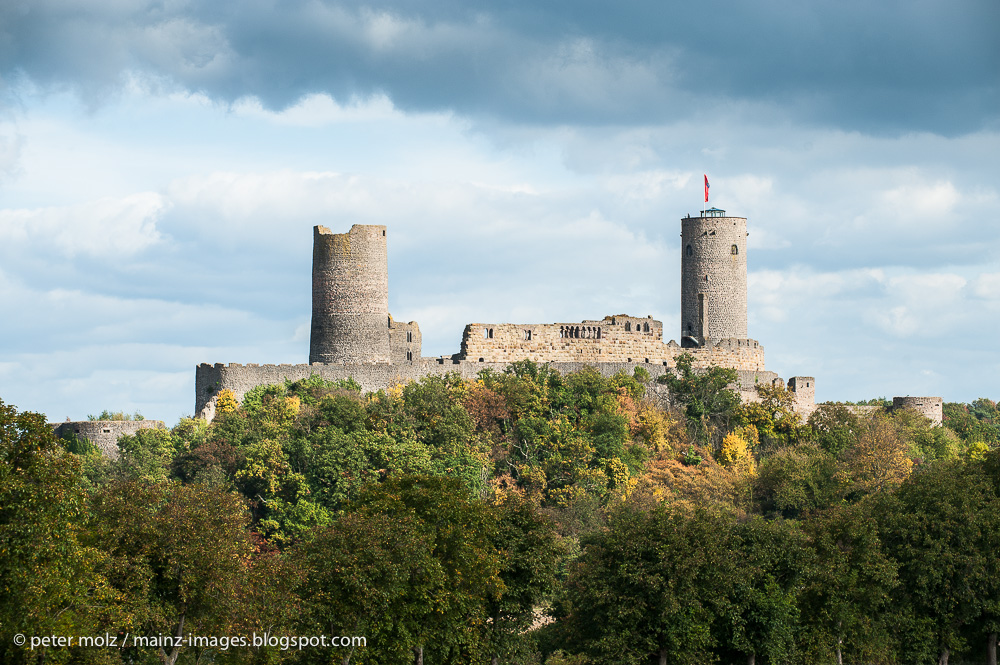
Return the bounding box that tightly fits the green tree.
[808,404,861,458]
[0,399,115,665]
[799,504,898,665]
[878,461,997,664]
[717,516,808,665]
[87,480,255,665]
[561,504,730,665]
[657,353,740,446]
[736,383,805,452]
[486,495,564,665]
[755,443,848,519]
[346,475,504,664]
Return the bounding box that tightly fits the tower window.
[731,244,738,255]
[406,351,412,361]
[686,245,693,256]
[524,330,532,340]
[406,331,412,342]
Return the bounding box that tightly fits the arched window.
[625,322,631,331]
[731,244,738,255]
[686,245,693,256]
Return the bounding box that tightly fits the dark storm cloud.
[2,0,997,133]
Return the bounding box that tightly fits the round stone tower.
[309,224,391,364]
[680,208,748,346]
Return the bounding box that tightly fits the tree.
[87,480,255,665]
[717,516,809,665]
[736,383,805,452]
[846,412,912,496]
[657,353,740,446]
[755,443,848,519]
[799,504,898,665]
[346,475,504,664]
[486,495,564,665]
[878,461,997,665]
[561,504,731,665]
[0,399,115,665]
[808,404,861,458]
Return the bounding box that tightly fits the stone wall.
[50,420,167,458]
[309,224,391,364]
[389,315,421,363]
[195,359,792,419]
[458,314,765,371]
[892,396,944,426]
[681,213,748,343]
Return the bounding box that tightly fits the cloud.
[0,193,165,257]
[2,0,997,133]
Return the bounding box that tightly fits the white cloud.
[0,193,166,257]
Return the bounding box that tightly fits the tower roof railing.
[700,207,726,217]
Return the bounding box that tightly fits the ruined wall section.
[681,214,748,343]
[458,314,764,370]
[50,420,167,458]
[389,315,421,363]
[892,396,943,426]
[788,376,817,418]
[309,224,390,364]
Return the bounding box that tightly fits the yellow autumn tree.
[215,389,240,417]
[846,412,913,494]
[718,429,757,478]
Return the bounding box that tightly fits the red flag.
[704,175,710,203]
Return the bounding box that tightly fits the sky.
[1,0,998,424]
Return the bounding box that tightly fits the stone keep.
[309,224,391,364]
[680,209,748,345]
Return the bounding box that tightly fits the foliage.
[735,382,805,452]
[343,475,505,663]
[88,410,144,421]
[0,399,114,665]
[845,412,913,496]
[86,480,257,665]
[755,443,848,519]
[807,403,861,458]
[657,353,740,446]
[798,504,898,665]
[560,504,731,665]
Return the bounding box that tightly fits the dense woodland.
[3,355,1000,665]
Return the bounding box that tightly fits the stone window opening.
[643,322,650,332]
[102,428,112,434]
[483,328,494,339]
[686,245,693,256]
[406,351,413,361]
[625,322,631,331]
[731,244,739,255]
[524,329,532,340]
[479,357,485,362]
[406,331,412,342]
[596,328,602,339]
[382,230,386,236]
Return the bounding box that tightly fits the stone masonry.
[194,211,943,426]
[681,210,747,345]
[51,420,167,458]
[310,224,391,364]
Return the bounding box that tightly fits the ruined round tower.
[680,208,748,346]
[309,224,391,364]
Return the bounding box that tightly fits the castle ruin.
[194,209,938,425]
